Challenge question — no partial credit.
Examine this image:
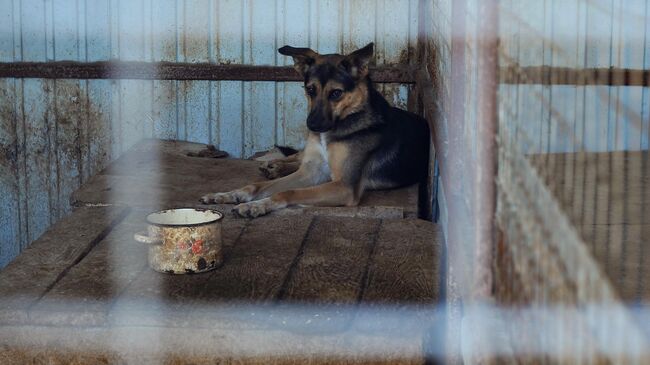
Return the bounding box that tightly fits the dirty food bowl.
[134,208,223,274]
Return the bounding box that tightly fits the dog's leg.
[233,181,358,218]
[201,133,328,204]
[199,166,326,204]
[259,151,302,179]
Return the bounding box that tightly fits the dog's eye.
[329,89,343,100]
[305,85,316,97]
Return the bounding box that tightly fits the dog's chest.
[324,140,348,181]
[303,133,348,181]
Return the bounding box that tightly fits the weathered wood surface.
[529,151,650,303]
[72,139,420,219]
[0,196,441,363]
[0,206,128,325]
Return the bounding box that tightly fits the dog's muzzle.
[306,108,334,132]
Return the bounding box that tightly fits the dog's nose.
[307,110,332,132]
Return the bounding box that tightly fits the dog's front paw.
[200,192,235,204]
[200,190,250,204]
[259,161,281,180]
[232,199,274,218]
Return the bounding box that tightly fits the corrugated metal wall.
[0,0,419,268]
[500,0,649,153]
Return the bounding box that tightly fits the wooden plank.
[29,214,148,326]
[0,324,429,364]
[273,217,380,332]
[280,217,380,303]
[0,206,128,325]
[0,62,416,83]
[186,215,315,329]
[354,219,441,352]
[198,214,313,302]
[500,66,650,87]
[361,219,440,304]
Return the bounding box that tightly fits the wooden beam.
[500,65,650,86]
[0,61,415,83]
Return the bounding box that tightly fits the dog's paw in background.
[232,198,280,218]
[200,190,252,204]
[259,160,284,180]
[254,145,301,180]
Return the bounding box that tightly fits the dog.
[200,43,430,218]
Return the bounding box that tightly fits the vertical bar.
[474,0,498,300]
[444,1,468,363]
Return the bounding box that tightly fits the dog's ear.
[278,46,318,76]
[341,42,374,79]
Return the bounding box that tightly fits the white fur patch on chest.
[302,133,331,183]
[319,133,329,164]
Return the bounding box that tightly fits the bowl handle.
[134,231,162,245]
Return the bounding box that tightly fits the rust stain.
[0,84,19,203]
[46,80,111,177]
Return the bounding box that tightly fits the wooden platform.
[0,140,441,364]
[71,139,421,219]
[530,151,650,304]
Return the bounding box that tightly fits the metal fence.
[424,0,650,363]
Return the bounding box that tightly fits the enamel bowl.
[134,208,223,274]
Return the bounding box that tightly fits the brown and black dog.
[200,43,430,217]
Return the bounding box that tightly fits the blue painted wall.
[0,0,419,267]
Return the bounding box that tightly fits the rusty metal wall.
[0,0,419,268]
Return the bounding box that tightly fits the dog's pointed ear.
[342,42,374,79]
[278,46,318,76]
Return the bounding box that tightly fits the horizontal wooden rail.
[0,61,415,83]
[500,65,650,86]
[7,62,645,86]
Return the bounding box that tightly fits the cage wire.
[488,0,650,362]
